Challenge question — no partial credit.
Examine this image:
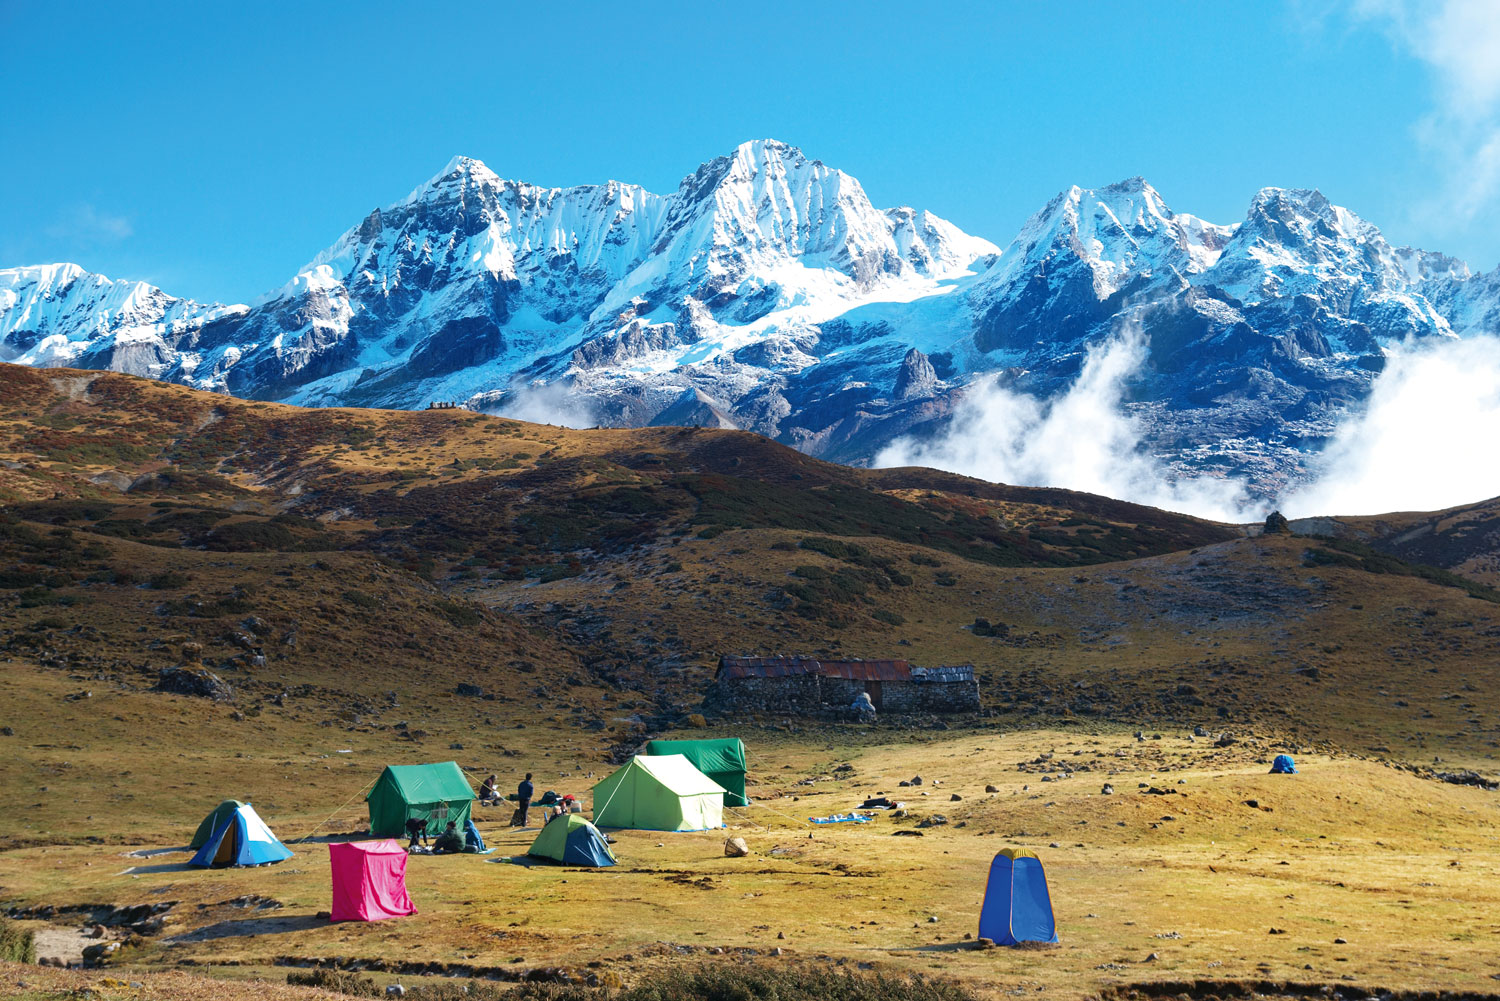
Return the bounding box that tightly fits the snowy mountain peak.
[7,148,1497,506]
[0,263,242,374]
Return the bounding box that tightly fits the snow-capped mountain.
[3,139,1497,500]
[0,263,244,377]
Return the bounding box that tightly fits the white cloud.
[874,330,1500,523]
[44,203,134,246]
[874,329,1260,523]
[1352,0,1500,223]
[490,380,596,429]
[1281,334,1500,516]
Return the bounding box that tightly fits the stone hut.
[704,655,981,717]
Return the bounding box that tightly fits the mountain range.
[4,138,1497,500]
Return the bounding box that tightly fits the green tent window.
[644,738,749,807]
[366,762,475,838]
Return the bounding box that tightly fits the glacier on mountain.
[3,138,1497,506]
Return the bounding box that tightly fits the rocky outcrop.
[156,666,233,701]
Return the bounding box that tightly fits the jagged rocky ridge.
[3,140,1496,497]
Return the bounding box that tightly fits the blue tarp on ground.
[189,803,293,868]
[1270,754,1298,774]
[978,849,1057,946]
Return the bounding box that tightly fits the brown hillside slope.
[2,363,1498,762]
[1291,496,1500,587]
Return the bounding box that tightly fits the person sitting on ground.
[433,821,465,854]
[463,817,486,853]
[404,814,431,850]
[478,774,500,805]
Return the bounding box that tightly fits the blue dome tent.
[978,848,1057,946]
[189,802,293,868]
[1270,754,1298,774]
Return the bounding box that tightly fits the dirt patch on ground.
[30,922,105,966]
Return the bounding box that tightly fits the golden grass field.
[3,691,1500,999]
[2,365,1500,999]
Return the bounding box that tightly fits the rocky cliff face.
[3,140,1496,500]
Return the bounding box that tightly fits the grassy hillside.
[4,364,1500,999]
[3,363,1499,759]
[1291,497,1500,587]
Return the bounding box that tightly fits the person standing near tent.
[516,772,534,827]
[404,813,431,850]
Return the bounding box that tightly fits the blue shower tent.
[978,848,1057,945]
[188,802,294,868]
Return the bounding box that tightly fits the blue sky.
[2,0,1495,304]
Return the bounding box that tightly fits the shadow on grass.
[118,862,198,874]
[122,846,191,859]
[168,914,327,942]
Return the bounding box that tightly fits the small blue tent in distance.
[1269,754,1298,774]
[978,848,1057,945]
[189,802,294,868]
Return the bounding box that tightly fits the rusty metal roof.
[818,659,912,681]
[719,656,817,679]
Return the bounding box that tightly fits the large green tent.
[367,762,475,839]
[591,754,725,831]
[190,799,244,849]
[644,738,749,806]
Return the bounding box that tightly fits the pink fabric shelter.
[329,839,417,922]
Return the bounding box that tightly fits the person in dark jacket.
[516,772,534,827]
[433,821,464,853]
[404,814,430,849]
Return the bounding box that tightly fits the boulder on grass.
[156,666,233,702]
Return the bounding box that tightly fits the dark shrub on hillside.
[343,589,380,609]
[148,571,190,589]
[972,618,1009,637]
[286,969,380,995]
